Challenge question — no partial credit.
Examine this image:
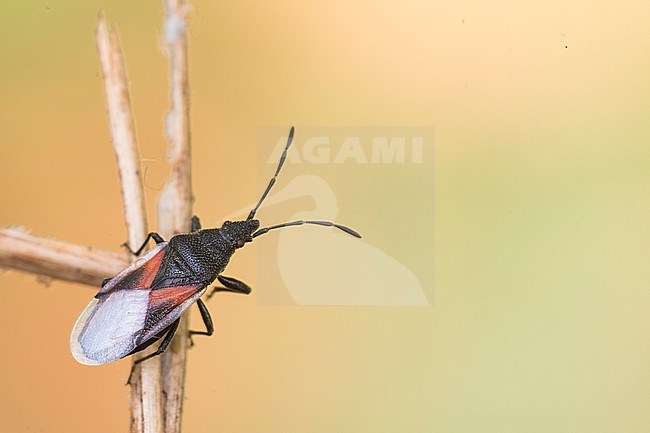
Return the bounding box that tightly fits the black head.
[219,219,260,249]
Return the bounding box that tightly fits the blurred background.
[1,1,649,432]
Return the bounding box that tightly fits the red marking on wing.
[148,285,204,317]
[106,247,167,292]
[138,248,166,288]
[135,284,205,345]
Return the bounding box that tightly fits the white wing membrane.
[70,244,168,365]
[70,291,150,365]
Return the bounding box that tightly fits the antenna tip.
[287,126,295,146]
[335,224,362,238]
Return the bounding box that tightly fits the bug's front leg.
[188,299,214,347]
[205,275,253,300]
[122,232,166,257]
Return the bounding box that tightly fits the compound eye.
[236,239,245,248]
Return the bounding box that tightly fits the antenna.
[247,126,295,220]
[253,219,361,239]
[248,126,362,240]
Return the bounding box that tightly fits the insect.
[70,127,360,383]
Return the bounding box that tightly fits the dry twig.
[158,2,193,432]
[0,3,195,433]
[0,228,128,286]
[95,13,166,433]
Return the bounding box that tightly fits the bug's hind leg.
[206,275,253,300]
[122,232,166,257]
[126,319,180,385]
[188,299,214,347]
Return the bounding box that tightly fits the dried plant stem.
[0,3,196,432]
[96,14,163,433]
[0,228,128,286]
[96,14,148,248]
[158,1,193,432]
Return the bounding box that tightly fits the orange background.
[1,1,649,432]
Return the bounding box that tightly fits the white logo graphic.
[223,174,429,306]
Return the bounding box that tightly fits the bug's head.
[220,219,260,249]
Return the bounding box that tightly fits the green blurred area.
[1,1,649,432]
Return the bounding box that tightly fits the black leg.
[218,275,253,293]
[126,319,180,385]
[188,299,214,346]
[206,275,252,300]
[191,215,202,232]
[123,232,166,257]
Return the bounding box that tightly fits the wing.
[70,243,207,365]
[99,242,168,294]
